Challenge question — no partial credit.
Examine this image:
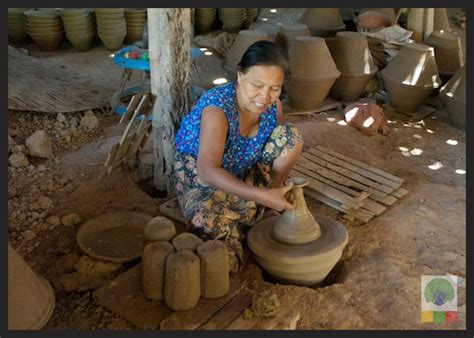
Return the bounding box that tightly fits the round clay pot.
[97,21,127,31]
[434,8,451,32]
[423,30,464,77]
[96,12,125,20]
[355,10,392,32]
[61,8,89,17]
[98,26,127,35]
[24,9,61,20]
[64,21,94,33]
[99,32,125,50]
[28,31,64,51]
[61,13,91,25]
[359,8,397,25]
[288,36,340,80]
[286,77,338,110]
[440,66,465,129]
[67,33,94,51]
[298,8,345,37]
[382,75,436,113]
[8,243,55,329]
[330,75,376,102]
[274,23,311,58]
[382,43,441,89]
[224,30,269,75]
[95,8,125,15]
[248,212,348,286]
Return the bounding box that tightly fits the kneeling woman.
[174,41,303,265]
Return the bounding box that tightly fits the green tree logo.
[424,278,455,306]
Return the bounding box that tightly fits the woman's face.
[236,65,284,115]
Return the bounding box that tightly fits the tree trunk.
[148,8,191,194]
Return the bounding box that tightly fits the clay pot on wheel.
[440,66,466,129]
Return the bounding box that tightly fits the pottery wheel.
[248,215,348,263]
[76,211,153,263]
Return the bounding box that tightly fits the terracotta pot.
[286,77,338,110]
[97,21,127,31]
[224,30,269,75]
[8,243,55,329]
[28,31,64,51]
[95,8,124,14]
[61,8,89,17]
[298,8,345,37]
[355,10,392,32]
[359,8,397,25]
[423,30,464,77]
[382,43,441,89]
[99,32,125,50]
[288,36,340,80]
[96,12,125,20]
[275,23,311,58]
[434,8,451,32]
[330,75,375,101]
[247,177,349,286]
[440,66,465,129]
[68,33,94,51]
[382,75,436,113]
[61,14,91,25]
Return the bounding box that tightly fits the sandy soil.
[7,8,466,330]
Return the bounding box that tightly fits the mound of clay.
[171,232,203,252]
[142,241,175,300]
[144,216,176,242]
[164,250,201,310]
[196,240,229,298]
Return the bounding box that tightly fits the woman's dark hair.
[237,40,287,74]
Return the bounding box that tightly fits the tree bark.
[148,8,191,194]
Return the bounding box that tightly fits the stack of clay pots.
[381,43,441,114]
[328,31,378,101]
[124,8,147,43]
[61,8,95,52]
[223,30,269,80]
[96,8,126,51]
[194,8,216,34]
[141,217,229,311]
[434,8,451,32]
[298,8,345,37]
[423,30,464,82]
[8,8,32,44]
[242,8,258,29]
[218,8,246,33]
[24,9,64,51]
[274,23,310,59]
[440,66,465,129]
[286,36,341,110]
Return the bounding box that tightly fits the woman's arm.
[197,106,294,211]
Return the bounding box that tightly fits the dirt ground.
[7,8,466,330]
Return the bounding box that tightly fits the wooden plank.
[391,187,408,199]
[225,303,300,330]
[119,93,142,124]
[119,94,150,146]
[159,278,244,330]
[360,198,387,216]
[292,165,370,201]
[198,290,253,330]
[316,145,405,184]
[126,118,151,166]
[306,147,402,190]
[93,264,172,330]
[301,152,395,194]
[295,159,397,206]
[104,143,119,168]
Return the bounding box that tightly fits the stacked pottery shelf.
[440,66,466,130]
[96,8,126,51]
[218,8,246,33]
[274,23,310,59]
[24,9,64,51]
[124,8,147,44]
[286,36,341,110]
[381,43,441,114]
[328,31,378,102]
[61,8,95,52]
[298,8,345,37]
[223,30,269,80]
[8,8,32,44]
[423,30,464,83]
[194,8,216,35]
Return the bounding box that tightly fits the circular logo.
[424,278,455,306]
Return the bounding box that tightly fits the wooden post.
[148,8,191,194]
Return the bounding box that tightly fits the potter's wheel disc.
[247,215,348,264]
[76,211,153,263]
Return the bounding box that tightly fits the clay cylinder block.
[224,30,269,76]
[423,30,464,76]
[144,216,176,242]
[172,232,204,252]
[164,250,201,310]
[8,242,55,329]
[289,36,340,81]
[440,66,466,129]
[298,8,345,37]
[196,240,230,298]
[142,241,175,300]
[274,23,310,58]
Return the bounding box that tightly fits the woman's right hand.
[256,184,295,212]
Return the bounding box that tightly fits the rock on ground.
[26,130,54,159]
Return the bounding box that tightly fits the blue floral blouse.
[175,82,278,178]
